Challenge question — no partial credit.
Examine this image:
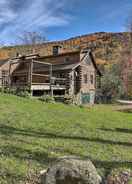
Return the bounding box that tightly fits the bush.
[0,87,33,99]
[0,87,30,98]
[15,90,30,98]
[0,87,14,94]
[0,88,4,93]
[3,87,10,94]
[9,88,17,95]
[10,88,30,98]
[39,95,55,103]
[64,94,73,104]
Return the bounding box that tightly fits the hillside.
[0,32,129,64]
[0,94,132,183]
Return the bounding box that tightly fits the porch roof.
[12,62,80,75]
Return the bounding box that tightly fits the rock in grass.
[40,156,102,184]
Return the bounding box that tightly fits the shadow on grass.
[92,159,132,177]
[0,144,56,165]
[93,159,132,168]
[0,124,132,180]
[0,145,57,183]
[100,128,132,134]
[1,143,132,177]
[0,170,24,184]
[0,125,132,147]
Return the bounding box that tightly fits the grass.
[0,94,132,183]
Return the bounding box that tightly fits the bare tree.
[126,12,132,31]
[16,31,47,55]
[18,31,47,45]
[118,13,132,97]
[125,13,132,50]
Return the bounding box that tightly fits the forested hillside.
[0,32,129,65]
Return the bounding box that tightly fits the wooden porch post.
[30,60,33,95]
[28,60,33,95]
[8,61,12,90]
[50,64,53,97]
[30,60,33,86]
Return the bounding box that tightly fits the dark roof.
[35,63,80,72]
[38,50,80,60]
[89,51,102,76]
[53,63,79,71]
[13,62,80,74]
[11,50,80,61]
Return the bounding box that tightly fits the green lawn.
[0,94,132,183]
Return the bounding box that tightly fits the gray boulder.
[40,156,102,184]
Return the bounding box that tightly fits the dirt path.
[115,105,132,112]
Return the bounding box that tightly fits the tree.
[17,31,47,55]
[18,31,47,45]
[118,13,132,97]
[96,63,125,103]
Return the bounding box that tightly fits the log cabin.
[3,48,101,104]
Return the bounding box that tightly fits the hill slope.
[0,32,129,64]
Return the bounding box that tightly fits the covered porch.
[9,55,68,96]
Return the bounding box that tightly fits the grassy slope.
[0,94,132,183]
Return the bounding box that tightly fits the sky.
[0,0,132,45]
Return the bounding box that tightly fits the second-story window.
[90,74,94,84]
[84,74,87,84]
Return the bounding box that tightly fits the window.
[84,74,87,84]
[60,73,64,78]
[2,70,8,77]
[2,70,8,86]
[53,46,60,55]
[64,57,70,63]
[86,57,91,65]
[90,74,94,84]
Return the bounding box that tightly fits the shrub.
[3,87,10,94]
[64,94,73,104]
[39,95,55,103]
[0,86,30,99]
[0,88,4,93]
[16,90,30,98]
[9,88,17,95]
